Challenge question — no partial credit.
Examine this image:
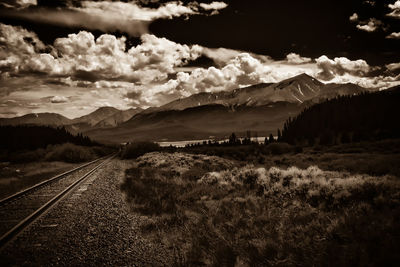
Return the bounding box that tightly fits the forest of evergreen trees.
[281,86,400,145]
[0,125,98,151]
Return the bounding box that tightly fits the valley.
[0,73,373,143]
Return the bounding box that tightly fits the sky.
[0,0,399,118]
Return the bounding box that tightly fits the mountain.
[94,108,143,128]
[0,113,72,126]
[0,74,372,143]
[71,107,120,126]
[85,102,301,143]
[144,74,367,114]
[85,74,370,143]
[0,107,140,132]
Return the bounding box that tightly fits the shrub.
[120,142,161,159]
[6,148,46,163]
[45,143,95,163]
[266,142,293,155]
[121,153,400,266]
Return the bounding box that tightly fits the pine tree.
[268,134,274,143]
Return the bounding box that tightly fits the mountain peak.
[94,106,119,113]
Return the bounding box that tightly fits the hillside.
[281,86,400,145]
[71,107,120,126]
[0,107,141,133]
[86,74,370,143]
[0,125,95,151]
[0,74,372,143]
[94,108,143,128]
[146,73,368,113]
[85,102,304,143]
[0,113,72,126]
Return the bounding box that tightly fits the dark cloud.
[125,91,143,100]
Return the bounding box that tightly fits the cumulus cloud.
[199,2,228,11]
[356,18,383,32]
[201,47,245,66]
[1,23,400,117]
[286,53,312,64]
[50,95,68,103]
[0,24,202,84]
[0,23,47,75]
[137,53,273,103]
[386,32,400,39]
[349,13,359,22]
[316,55,371,80]
[387,0,400,18]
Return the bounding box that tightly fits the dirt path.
[0,159,172,266]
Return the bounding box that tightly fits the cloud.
[201,47,245,66]
[139,53,273,101]
[1,1,229,36]
[50,95,68,103]
[386,32,400,39]
[386,62,400,71]
[74,1,197,21]
[0,0,37,8]
[2,9,150,37]
[363,0,375,6]
[387,0,400,18]
[1,23,400,117]
[0,23,47,75]
[0,24,202,84]
[349,13,359,22]
[356,18,383,32]
[199,2,228,11]
[316,55,371,80]
[286,53,312,64]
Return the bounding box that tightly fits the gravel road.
[0,159,172,266]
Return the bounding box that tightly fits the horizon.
[0,71,391,119]
[0,72,321,119]
[0,0,399,118]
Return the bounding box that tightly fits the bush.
[45,143,96,163]
[121,153,400,266]
[120,142,161,159]
[3,149,46,163]
[266,142,293,155]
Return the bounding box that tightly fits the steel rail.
[0,153,116,248]
[0,155,109,206]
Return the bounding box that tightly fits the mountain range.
[0,107,142,133]
[0,74,372,143]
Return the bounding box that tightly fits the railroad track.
[0,154,116,248]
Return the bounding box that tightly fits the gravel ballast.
[0,159,172,266]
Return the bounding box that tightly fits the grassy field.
[181,139,400,177]
[0,143,115,199]
[0,161,79,199]
[121,152,400,266]
[0,143,115,164]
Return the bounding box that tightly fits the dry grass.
[0,161,78,199]
[0,143,114,164]
[121,152,400,266]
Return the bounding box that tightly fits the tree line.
[0,125,98,151]
[281,86,400,145]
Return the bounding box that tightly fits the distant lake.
[156,137,269,147]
